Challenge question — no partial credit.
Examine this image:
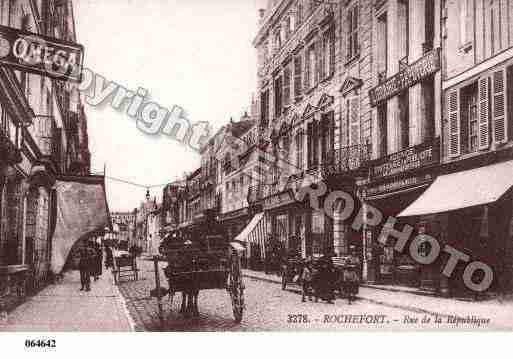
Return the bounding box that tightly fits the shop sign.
[0,25,84,82]
[366,173,434,198]
[219,207,248,221]
[369,48,440,106]
[370,138,440,180]
[263,189,296,210]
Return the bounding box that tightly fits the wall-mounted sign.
[0,25,84,82]
[370,138,440,180]
[263,189,296,210]
[365,173,434,198]
[369,48,440,106]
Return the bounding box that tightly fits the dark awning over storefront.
[398,160,513,217]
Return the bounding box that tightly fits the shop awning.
[235,212,264,242]
[398,160,513,217]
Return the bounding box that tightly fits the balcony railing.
[321,143,371,178]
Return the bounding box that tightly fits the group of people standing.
[300,249,361,304]
[300,256,337,303]
[77,240,104,291]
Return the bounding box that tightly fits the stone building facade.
[0,0,90,311]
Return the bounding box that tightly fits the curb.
[112,273,137,332]
[243,272,450,319]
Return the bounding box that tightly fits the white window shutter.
[492,69,508,144]
[448,90,460,157]
[349,97,360,146]
[478,77,490,150]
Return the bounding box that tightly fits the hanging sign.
[0,25,84,82]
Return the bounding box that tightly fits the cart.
[152,234,245,323]
[112,251,139,284]
[332,256,360,304]
[280,256,305,290]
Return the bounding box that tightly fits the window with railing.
[307,120,319,169]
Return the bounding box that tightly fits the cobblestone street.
[117,259,503,331]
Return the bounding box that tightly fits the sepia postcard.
[1,0,513,343]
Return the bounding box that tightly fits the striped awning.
[235,212,267,259]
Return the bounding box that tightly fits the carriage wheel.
[229,254,244,323]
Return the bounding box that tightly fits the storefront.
[263,186,334,260]
[362,138,440,288]
[399,157,513,296]
[218,207,250,242]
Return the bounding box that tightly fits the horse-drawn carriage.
[152,234,245,323]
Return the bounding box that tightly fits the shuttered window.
[260,90,269,127]
[307,121,319,168]
[294,56,302,99]
[478,77,490,150]
[274,76,283,118]
[347,4,359,61]
[347,97,360,146]
[448,90,460,157]
[321,112,335,164]
[492,69,508,144]
[283,66,291,107]
[305,44,316,89]
[295,130,304,171]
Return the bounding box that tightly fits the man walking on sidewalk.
[79,241,96,291]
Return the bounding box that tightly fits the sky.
[73,0,267,212]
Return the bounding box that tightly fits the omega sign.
[369,48,440,107]
[0,25,84,82]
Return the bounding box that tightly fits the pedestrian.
[105,245,114,269]
[301,259,313,302]
[315,255,335,304]
[92,241,103,281]
[79,242,95,291]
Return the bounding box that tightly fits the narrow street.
[117,259,510,331]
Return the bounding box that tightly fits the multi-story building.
[0,0,90,310]
[135,194,158,252]
[251,0,375,261]
[358,0,442,289]
[215,115,256,241]
[397,0,513,295]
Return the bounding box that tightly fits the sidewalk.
[243,269,513,329]
[0,270,134,331]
